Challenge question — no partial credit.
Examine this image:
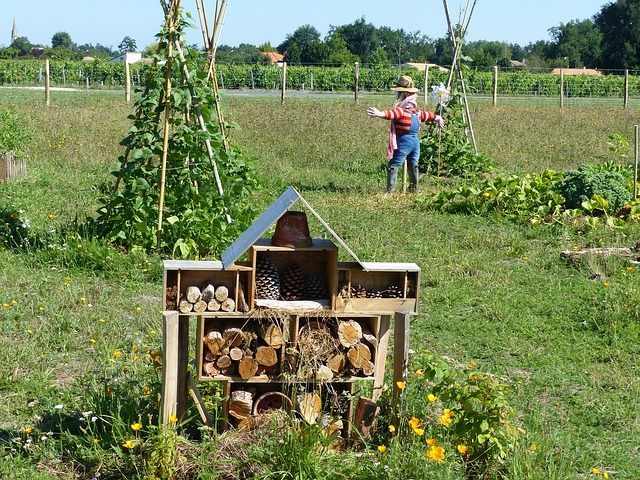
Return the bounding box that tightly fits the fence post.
[560,68,564,108]
[281,62,287,106]
[354,62,359,104]
[624,69,629,108]
[493,65,498,106]
[634,124,638,199]
[125,61,131,103]
[423,64,430,106]
[45,60,50,106]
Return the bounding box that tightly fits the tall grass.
[1,88,639,479]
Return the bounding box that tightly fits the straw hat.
[391,75,419,93]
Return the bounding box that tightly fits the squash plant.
[97,18,259,259]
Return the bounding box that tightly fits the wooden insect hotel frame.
[161,187,419,438]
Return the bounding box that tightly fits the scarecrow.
[367,75,444,193]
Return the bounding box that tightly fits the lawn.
[0,88,639,479]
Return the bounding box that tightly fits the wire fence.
[2,60,640,106]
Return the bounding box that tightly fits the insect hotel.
[161,187,420,439]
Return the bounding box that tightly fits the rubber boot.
[386,166,398,193]
[408,163,420,193]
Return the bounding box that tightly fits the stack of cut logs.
[179,280,243,314]
[291,319,377,380]
[202,321,284,379]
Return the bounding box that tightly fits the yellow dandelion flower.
[603,473,609,479]
[122,440,135,449]
[457,444,468,454]
[39,307,44,311]
[2,303,9,308]
[27,329,33,334]
[131,423,143,431]
[113,350,121,357]
[427,438,436,446]
[93,438,99,445]
[592,468,601,475]
[470,360,477,366]
[90,338,96,343]
[143,387,151,395]
[169,414,179,423]
[388,424,396,435]
[99,318,105,323]
[80,297,86,301]
[627,266,633,272]
[48,214,55,219]
[531,443,537,451]
[603,282,610,287]
[415,369,423,376]
[11,300,17,305]
[377,445,387,453]
[132,344,138,351]
[136,307,141,311]
[427,393,437,403]
[396,381,406,390]
[22,427,32,435]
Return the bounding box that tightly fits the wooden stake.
[392,311,410,429]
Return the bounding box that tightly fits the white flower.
[54,404,64,410]
[82,411,93,418]
[91,416,98,422]
[430,83,451,106]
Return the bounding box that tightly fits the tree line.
[3,0,640,70]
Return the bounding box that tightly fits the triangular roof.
[221,186,420,273]
[221,186,363,269]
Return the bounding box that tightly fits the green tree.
[118,36,137,53]
[10,36,32,56]
[367,46,390,67]
[215,43,261,64]
[278,24,321,64]
[377,26,410,66]
[51,31,74,49]
[549,19,601,68]
[329,17,379,61]
[324,33,359,65]
[595,0,640,68]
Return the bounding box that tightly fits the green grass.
[1,88,639,479]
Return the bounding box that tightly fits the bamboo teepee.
[442,0,478,152]
[99,0,258,257]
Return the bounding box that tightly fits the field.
[1,88,639,479]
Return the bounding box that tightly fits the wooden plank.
[373,315,391,401]
[188,373,213,427]
[392,311,410,428]
[161,311,180,424]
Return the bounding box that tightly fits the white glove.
[367,107,383,118]
[434,115,444,127]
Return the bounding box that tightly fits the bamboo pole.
[423,64,430,107]
[156,0,179,250]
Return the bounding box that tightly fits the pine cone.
[304,273,328,299]
[281,263,305,300]
[350,284,368,298]
[366,289,383,299]
[383,285,403,298]
[256,256,280,300]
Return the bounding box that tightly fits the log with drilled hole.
[228,390,253,419]
[337,319,362,348]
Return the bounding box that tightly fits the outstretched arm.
[367,107,384,118]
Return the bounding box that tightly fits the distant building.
[401,62,449,73]
[262,51,284,66]
[109,52,143,64]
[11,19,18,44]
[551,67,602,76]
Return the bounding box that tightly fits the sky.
[3,1,609,51]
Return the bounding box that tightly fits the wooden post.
[392,311,410,429]
[161,311,190,424]
[634,124,638,199]
[624,69,629,109]
[281,62,287,106]
[560,68,564,108]
[423,64,430,106]
[125,61,131,103]
[354,62,359,104]
[45,59,50,106]
[493,65,498,106]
